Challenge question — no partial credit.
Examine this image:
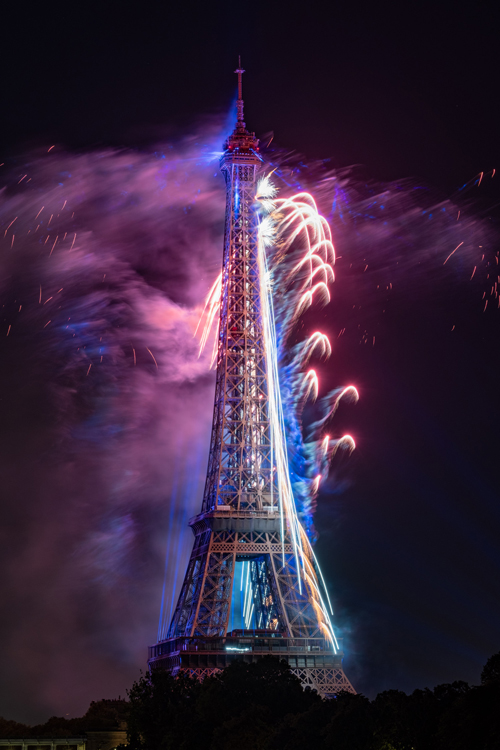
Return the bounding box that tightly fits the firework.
[198,174,358,647]
[256,176,358,647]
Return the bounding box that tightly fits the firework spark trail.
[319,169,495,314]
[443,241,464,265]
[200,173,358,647]
[255,177,358,648]
[254,176,359,534]
[198,174,356,534]
[257,158,497,360]
[196,272,222,365]
[198,159,495,644]
[252,157,496,535]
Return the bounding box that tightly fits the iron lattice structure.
[148,64,354,697]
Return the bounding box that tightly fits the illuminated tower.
[148,62,354,697]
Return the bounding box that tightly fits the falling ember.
[146,347,158,368]
[443,241,464,265]
[86,363,92,376]
[4,217,18,237]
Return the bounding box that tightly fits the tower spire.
[235,56,245,127]
[224,58,258,152]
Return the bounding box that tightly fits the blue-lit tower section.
[148,63,354,697]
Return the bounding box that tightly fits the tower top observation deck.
[223,56,259,155]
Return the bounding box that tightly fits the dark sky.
[1,0,499,723]
[3,1,499,189]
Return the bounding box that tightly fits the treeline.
[1,654,499,749]
[122,653,500,750]
[0,699,128,738]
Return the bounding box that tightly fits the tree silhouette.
[481,651,500,685]
[4,651,500,749]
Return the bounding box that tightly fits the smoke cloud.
[0,120,228,722]
[0,120,495,721]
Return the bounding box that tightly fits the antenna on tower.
[235,56,245,126]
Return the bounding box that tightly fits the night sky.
[1,0,499,723]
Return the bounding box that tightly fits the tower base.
[148,630,355,698]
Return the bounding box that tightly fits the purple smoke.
[0,119,496,722]
[0,120,228,722]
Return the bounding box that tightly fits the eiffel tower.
[148,62,355,697]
